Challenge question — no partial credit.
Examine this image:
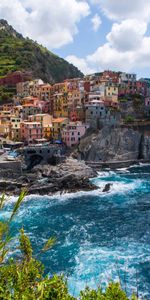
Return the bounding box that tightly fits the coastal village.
[0,70,149,151]
[0,69,149,195]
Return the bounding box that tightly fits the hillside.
[0,19,83,83]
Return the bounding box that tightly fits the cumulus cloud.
[65,0,150,75]
[0,0,90,48]
[107,19,147,52]
[91,14,102,32]
[87,43,134,72]
[66,55,97,74]
[89,0,150,22]
[66,16,150,74]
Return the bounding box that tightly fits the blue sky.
[55,14,112,58]
[1,0,150,77]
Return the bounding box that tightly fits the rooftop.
[52,118,68,123]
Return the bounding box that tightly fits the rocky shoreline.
[0,158,98,196]
[1,157,150,197]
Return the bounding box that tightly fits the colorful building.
[22,104,42,120]
[52,118,68,140]
[20,121,43,144]
[53,93,68,118]
[62,121,89,147]
[28,114,53,140]
[10,117,21,141]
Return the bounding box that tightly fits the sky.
[1,0,150,78]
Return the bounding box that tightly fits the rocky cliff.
[76,126,150,161]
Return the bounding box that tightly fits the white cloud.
[66,55,97,74]
[107,19,147,52]
[91,13,101,32]
[0,0,90,48]
[87,43,134,72]
[89,0,150,22]
[66,15,150,74]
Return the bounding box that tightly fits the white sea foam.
[4,179,142,206]
[68,240,150,297]
[97,171,116,178]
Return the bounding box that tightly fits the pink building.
[20,121,43,144]
[62,122,89,147]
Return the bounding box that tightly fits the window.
[72,132,74,136]
[78,132,80,135]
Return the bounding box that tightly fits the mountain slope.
[0,19,83,83]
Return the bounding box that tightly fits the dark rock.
[0,159,97,196]
[102,183,112,193]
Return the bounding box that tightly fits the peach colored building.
[20,122,43,144]
[28,114,53,140]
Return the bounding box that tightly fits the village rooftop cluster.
[0,70,150,148]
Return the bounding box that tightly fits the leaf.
[0,193,5,209]
[19,228,33,260]
[0,222,8,239]
[9,190,27,223]
[42,237,56,252]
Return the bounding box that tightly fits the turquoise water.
[1,165,150,298]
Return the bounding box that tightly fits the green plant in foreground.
[0,191,139,299]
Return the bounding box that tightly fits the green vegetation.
[0,85,16,102]
[0,19,83,83]
[124,115,135,123]
[0,191,139,299]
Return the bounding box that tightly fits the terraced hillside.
[0,19,83,83]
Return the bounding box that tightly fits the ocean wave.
[68,241,150,297]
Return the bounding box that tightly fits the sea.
[1,164,150,298]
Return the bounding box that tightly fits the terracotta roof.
[52,118,68,123]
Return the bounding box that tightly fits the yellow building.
[0,117,11,139]
[53,93,68,118]
[52,82,68,94]
[105,85,118,97]
[67,90,83,108]
[52,118,68,140]
[43,124,52,139]
[10,117,21,141]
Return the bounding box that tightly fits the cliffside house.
[62,121,89,147]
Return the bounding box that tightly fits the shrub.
[0,192,139,299]
[124,115,135,123]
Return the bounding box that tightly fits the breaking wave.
[1,164,150,298]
